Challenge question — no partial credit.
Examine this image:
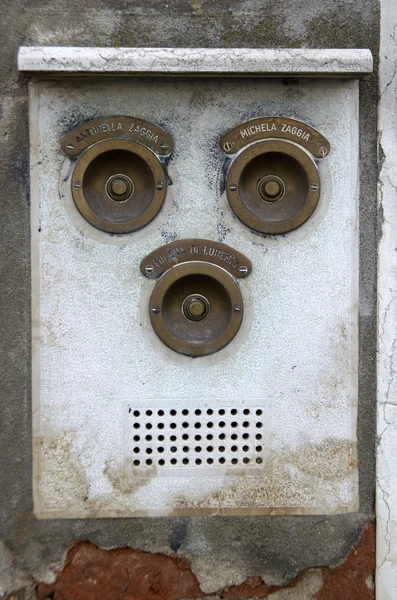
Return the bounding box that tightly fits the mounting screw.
[156,181,165,190]
[310,183,319,191]
[151,306,160,314]
[319,146,328,157]
[234,305,242,313]
[145,265,154,274]
[160,142,169,150]
[229,184,237,192]
[239,266,248,275]
[73,182,81,190]
[66,143,74,152]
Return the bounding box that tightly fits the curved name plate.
[221,117,330,158]
[141,239,252,279]
[61,116,174,157]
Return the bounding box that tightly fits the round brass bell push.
[71,139,167,233]
[62,116,174,234]
[226,139,320,235]
[141,240,252,358]
[149,262,244,357]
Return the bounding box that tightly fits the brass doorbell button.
[257,175,285,202]
[182,294,210,322]
[61,116,173,234]
[141,240,252,357]
[221,117,330,235]
[106,174,134,201]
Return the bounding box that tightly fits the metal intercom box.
[20,47,372,517]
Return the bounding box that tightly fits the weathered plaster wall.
[0,0,378,598]
[377,0,397,597]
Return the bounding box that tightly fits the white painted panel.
[30,77,359,517]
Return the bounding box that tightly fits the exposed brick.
[36,523,375,600]
[36,542,204,600]
[314,523,375,600]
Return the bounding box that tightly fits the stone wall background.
[0,0,378,597]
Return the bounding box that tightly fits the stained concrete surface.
[0,0,378,596]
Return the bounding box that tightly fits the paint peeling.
[36,524,374,600]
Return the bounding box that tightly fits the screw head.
[73,182,81,190]
[160,142,169,150]
[319,146,328,157]
[151,306,160,314]
[145,265,154,274]
[229,184,237,192]
[239,266,248,275]
[234,305,242,313]
[310,183,319,191]
[66,143,74,152]
[156,181,165,190]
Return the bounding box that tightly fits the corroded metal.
[141,239,252,279]
[148,261,245,357]
[221,117,330,158]
[61,116,174,157]
[226,139,321,235]
[70,138,167,233]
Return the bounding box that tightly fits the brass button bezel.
[226,139,321,235]
[149,261,244,357]
[71,138,167,234]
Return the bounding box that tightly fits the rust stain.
[169,438,357,514]
[36,523,375,600]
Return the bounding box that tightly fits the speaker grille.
[124,405,269,474]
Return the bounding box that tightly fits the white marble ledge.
[18,47,373,77]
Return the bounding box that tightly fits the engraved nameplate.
[221,117,330,158]
[141,239,252,278]
[61,116,174,157]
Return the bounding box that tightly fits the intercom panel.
[30,77,358,517]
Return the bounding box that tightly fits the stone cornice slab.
[18,47,373,77]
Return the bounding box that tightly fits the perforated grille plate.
[123,403,270,476]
